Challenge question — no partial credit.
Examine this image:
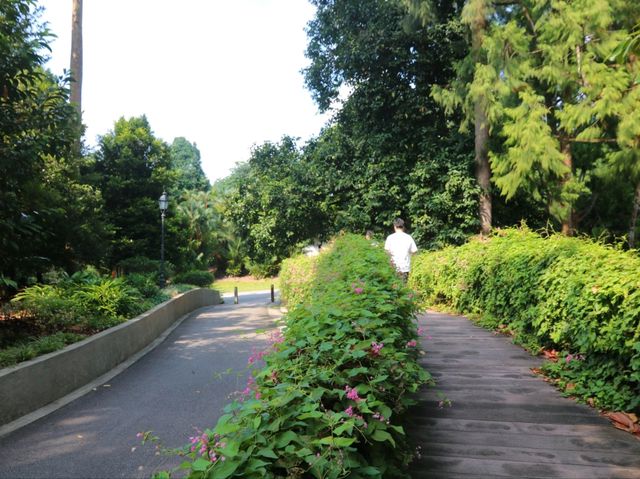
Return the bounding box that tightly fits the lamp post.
[158,191,168,288]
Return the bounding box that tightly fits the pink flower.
[255,391,262,400]
[565,354,574,363]
[345,385,362,402]
[406,340,417,348]
[353,287,364,294]
[370,341,384,355]
[345,406,355,417]
[269,330,284,345]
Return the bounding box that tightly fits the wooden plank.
[407,312,640,478]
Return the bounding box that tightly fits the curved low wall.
[0,288,221,427]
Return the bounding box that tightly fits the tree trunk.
[475,92,492,236]
[629,181,640,249]
[70,0,83,116]
[471,3,492,236]
[560,140,573,236]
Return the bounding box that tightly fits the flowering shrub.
[410,227,640,413]
[158,234,429,478]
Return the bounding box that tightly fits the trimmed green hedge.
[409,228,640,413]
[157,234,428,478]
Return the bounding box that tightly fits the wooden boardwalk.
[407,312,640,479]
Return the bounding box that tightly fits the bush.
[11,284,81,330]
[0,332,86,368]
[156,234,429,478]
[71,278,144,322]
[246,259,280,279]
[173,270,214,287]
[410,227,640,413]
[278,254,318,308]
[124,273,160,299]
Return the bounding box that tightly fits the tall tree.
[69,0,82,116]
[225,136,327,276]
[403,0,493,235]
[93,116,175,266]
[169,137,210,192]
[0,0,94,286]
[304,0,477,243]
[472,0,640,235]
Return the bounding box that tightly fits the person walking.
[384,218,418,282]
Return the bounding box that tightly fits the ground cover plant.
[0,269,197,368]
[150,234,429,478]
[409,228,640,414]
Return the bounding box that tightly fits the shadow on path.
[0,293,281,479]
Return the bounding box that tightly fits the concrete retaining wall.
[0,288,221,426]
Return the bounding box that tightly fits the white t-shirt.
[384,231,418,273]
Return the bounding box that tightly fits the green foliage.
[0,332,86,368]
[123,273,160,299]
[11,284,80,329]
[407,141,479,248]
[225,137,328,273]
[170,137,210,192]
[158,234,429,478]
[279,254,318,308]
[472,1,640,230]
[91,116,175,266]
[0,0,109,284]
[174,189,226,271]
[172,271,214,288]
[410,228,640,412]
[302,0,477,240]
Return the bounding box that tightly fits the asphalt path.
[0,291,281,479]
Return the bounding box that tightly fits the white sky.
[39,0,330,182]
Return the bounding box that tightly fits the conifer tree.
[473,0,640,235]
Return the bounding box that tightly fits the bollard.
[271,284,275,303]
[234,286,238,304]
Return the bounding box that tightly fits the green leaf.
[192,458,210,472]
[357,466,381,476]
[275,430,298,448]
[316,436,356,447]
[257,448,278,459]
[371,430,395,447]
[219,440,240,458]
[210,458,240,479]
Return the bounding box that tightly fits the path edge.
[0,288,221,436]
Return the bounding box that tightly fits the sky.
[38,0,331,182]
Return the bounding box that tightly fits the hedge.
[153,234,429,478]
[278,254,318,308]
[409,228,640,413]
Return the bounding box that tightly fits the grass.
[211,276,278,294]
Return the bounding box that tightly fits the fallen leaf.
[542,349,558,361]
[565,383,576,392]
[605,412,640,434]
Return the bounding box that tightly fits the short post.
[270,284,275,303]
[234,286,238,304]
